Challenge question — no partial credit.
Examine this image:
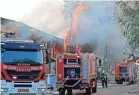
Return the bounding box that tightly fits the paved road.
[73,83,139,95]
[46,83,139,95]
[97,84,139,95]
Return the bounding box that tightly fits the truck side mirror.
[99,59,101,66]
[1,48,5,57]
[46,50,49,64]
[46,49,51,64]
[1,49,4,53]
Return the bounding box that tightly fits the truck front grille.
[6,70,40,80]
[14,84,32,87]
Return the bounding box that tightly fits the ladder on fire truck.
[1,38,34,43]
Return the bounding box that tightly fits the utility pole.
[105,30,108,64]
[104,29,109,73]
[104,30,107,66]
[70,6,74,53]
[104,30,111,74]
[99,15,111,74]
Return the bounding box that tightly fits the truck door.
[89,56,96,77]
[56,58,64,80]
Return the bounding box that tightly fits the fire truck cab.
[1,39,47,95]
[56,53,97,95]
[115,62,128,84]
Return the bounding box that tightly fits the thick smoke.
[75,1,127,64]
[22,0,70,38]
[21,1,127,65]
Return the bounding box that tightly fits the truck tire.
[119,80,123,84]
[91,79,97,93]
[92,86,97,93]
[59,88,65,95]
[116,80,123,84]
[67,87,72,95]
[85,88,91,95]
[115,80,119,84]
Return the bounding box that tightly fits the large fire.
[51,4,88,56]
[64,4,88,52]
[64,28,71,52]
[72,4,88,34]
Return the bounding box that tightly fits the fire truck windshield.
[1,49,43,64]
[119,67,128,76]
[120,67,127,73]
[64,59,81,64]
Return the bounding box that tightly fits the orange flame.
[64,4,88,52]
[72,4,88,34]
[64,28,71,52]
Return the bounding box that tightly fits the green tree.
[116,1,139,57]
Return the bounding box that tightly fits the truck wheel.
[120,80,123,84]
[115,80,119,84]
[67,87,72,95]
[91,79,97,93]
[85,88,91,95]
[59,88,65,95]
[92,86,97,93]
[116,80,122,84]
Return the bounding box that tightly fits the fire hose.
[64,79,81,87]
[57,76,81,95]
[57,76,81,89]
[57,76,69,90]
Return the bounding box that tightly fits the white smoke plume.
[21,1,128,64]
[21,0,69,38]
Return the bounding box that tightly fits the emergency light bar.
[2,40,34,43]
[1,38,34,43]
[2,43,43,50]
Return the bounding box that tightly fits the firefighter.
[104,74,108,88]
[68,69,76,78]
[101,73,108,88]
[101,73,105,88]
[70,69,75,78]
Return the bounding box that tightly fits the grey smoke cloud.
[21,1,127,64]
[76,1,127,63]
[22,0,69,38]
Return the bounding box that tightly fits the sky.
[0,0,117,39]
[21,0,67,38]
[0,0,66,38]
[0,0,43,20]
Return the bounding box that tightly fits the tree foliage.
[116,1,139,55]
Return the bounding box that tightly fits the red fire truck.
[0,39,47,95]
[56,53,98,95]
[115,62,128,84]
[115,59,139,84]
